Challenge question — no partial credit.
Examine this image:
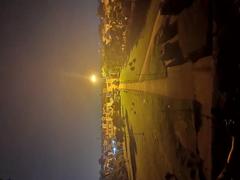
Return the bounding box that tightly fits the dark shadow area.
[126,0,151,51]
[159,40,187,68]
[165,172,178,180]
[159,0,194,15]
[192,99,202,155]
[212,0,240,178]
[212,93,240,179]
[155,16,178,45]
[192,99,209,180]
[211,114,232,179]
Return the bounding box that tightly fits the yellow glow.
[90,74,97,83]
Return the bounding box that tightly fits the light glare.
[90,74,97,83]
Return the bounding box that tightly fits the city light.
[113,147,117,155]
[112,140,116,145]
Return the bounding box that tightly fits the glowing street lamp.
[90,74,97,83]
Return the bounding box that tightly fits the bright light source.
[90,74,97,83]
[113,147,117,154]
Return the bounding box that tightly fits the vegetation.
[120,0,167,83]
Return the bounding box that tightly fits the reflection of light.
[90,74,97,83]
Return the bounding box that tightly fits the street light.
[90,74,97,83]
[63,72,102,85]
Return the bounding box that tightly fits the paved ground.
[120,58,214,180]
[120,0,214,179]
[121,90,196,180]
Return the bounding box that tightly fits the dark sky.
[0,1,101,179]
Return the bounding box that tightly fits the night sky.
[0,0,101,179]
